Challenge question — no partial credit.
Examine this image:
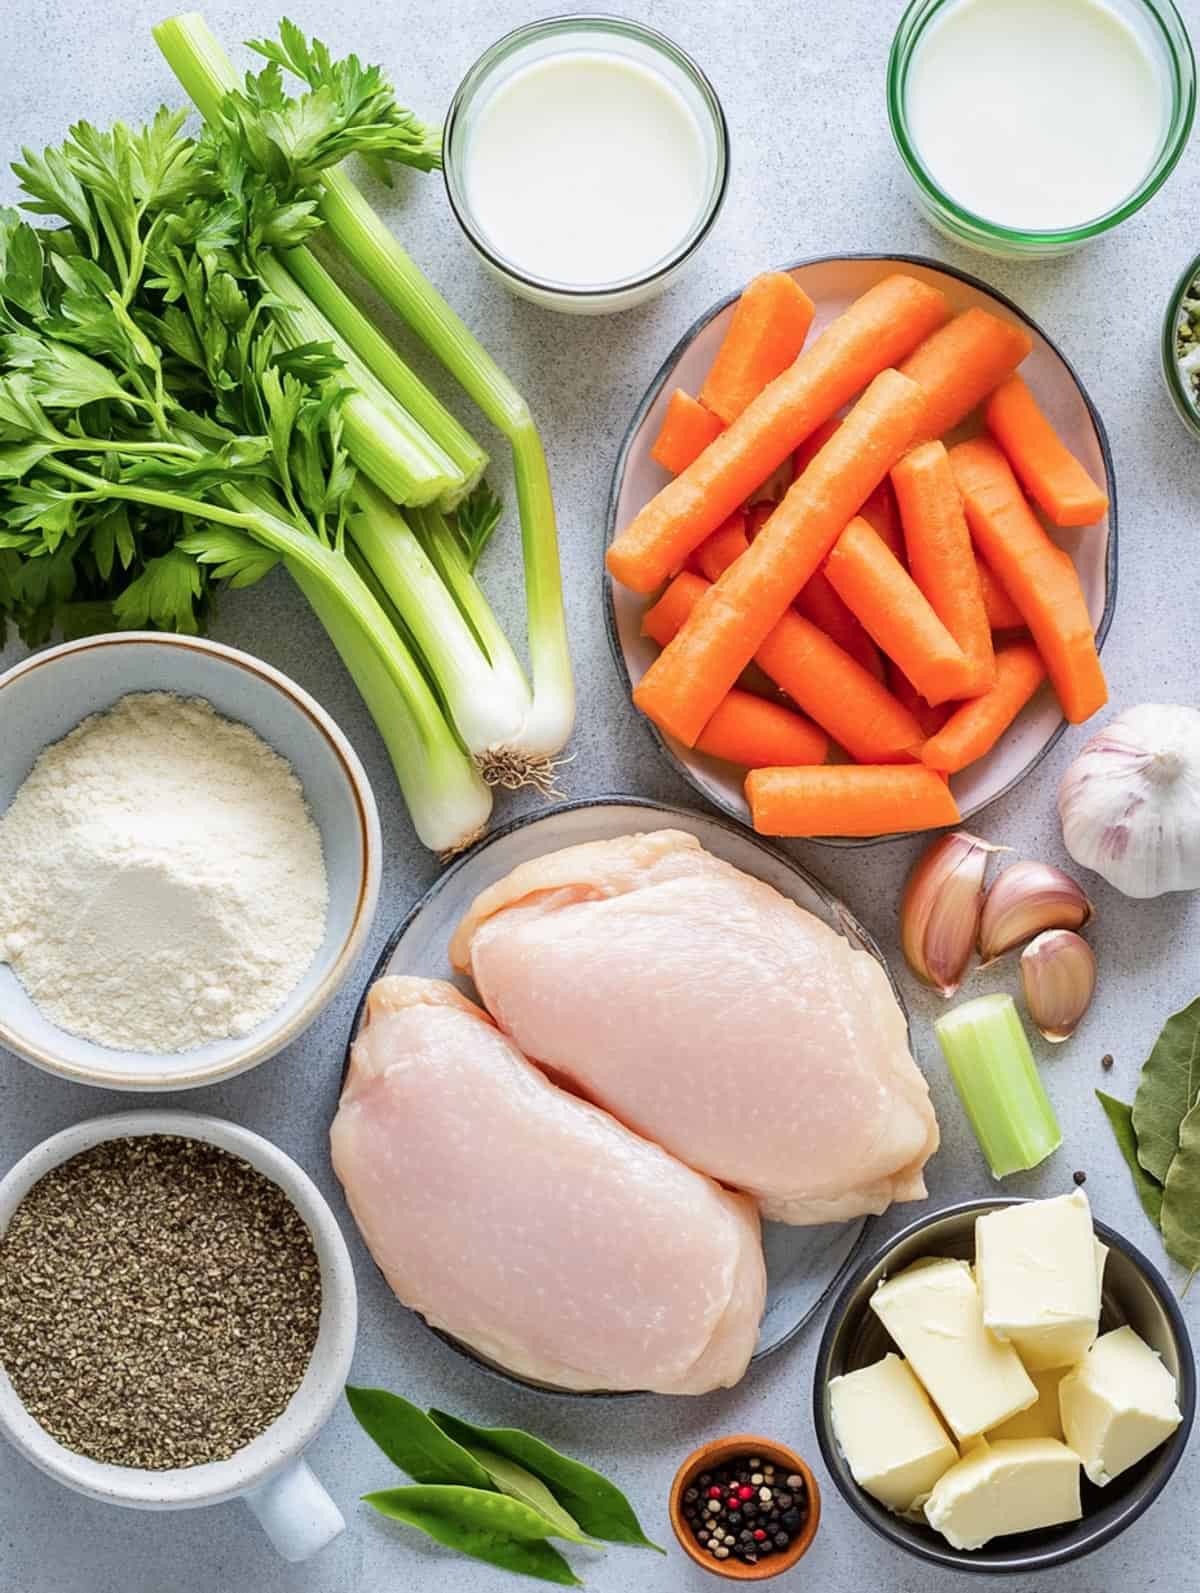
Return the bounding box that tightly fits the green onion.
[934,993,1062,1178]
[155,11,575,763]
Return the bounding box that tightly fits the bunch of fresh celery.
[0,18,574,851]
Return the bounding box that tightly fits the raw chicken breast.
[331,976,765,1394]
[451,830,938,1225]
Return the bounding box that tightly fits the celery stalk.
[256,252,461,508]
[155,12,575,762]
[284,245,488,501]
[347,480,531,759]
[935,994,1062,1178]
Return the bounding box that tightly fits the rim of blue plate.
[602,252,1120,849]
[340,794,911,1397]
[812,1196,1196,1574]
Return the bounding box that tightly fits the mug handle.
[242,1457,346,1562]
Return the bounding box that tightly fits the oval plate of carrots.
[604,254,1117,846]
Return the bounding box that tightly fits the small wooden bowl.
[669,1434,821,1580]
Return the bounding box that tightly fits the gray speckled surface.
[1,2,1198,1589]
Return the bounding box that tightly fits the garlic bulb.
[1058,705,1200,898]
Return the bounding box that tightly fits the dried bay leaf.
[1096,1091,1164,1228]
[1132,995,1200,1183]
[1161,1099,1200,1274]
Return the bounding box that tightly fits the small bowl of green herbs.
[1162,250,1200,438]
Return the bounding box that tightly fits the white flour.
[0,692,329,1053]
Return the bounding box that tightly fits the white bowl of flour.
[0,634,381,1089]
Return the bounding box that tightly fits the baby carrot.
[746,764,961,838]
[633,368,928,744]
[887,662,953,740]
[985,374,1110,527]
[700,271,817,423]
[949,439,1106,724]
[607,274,949,593]
[860,477,906,563]
[920,640,1047,773]
[650,388,725,474]
[795,570,885,679]
[892,440,994,696]
[900,307,1033,443]
[696,687,828,767]
[693,512,750,583]
[825,517,976,706]
[976,556,1024,631]
[640,569,924,762]
[793,415,842,479]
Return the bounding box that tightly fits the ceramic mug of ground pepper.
[0,1111,358,1563]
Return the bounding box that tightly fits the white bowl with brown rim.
[0,632,381,1090]
[0,1110,358,1562]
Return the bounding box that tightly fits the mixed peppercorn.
[681,1454,808,1566]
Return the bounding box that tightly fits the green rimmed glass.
[1162,248,1200,438]
[888,0,1196,258]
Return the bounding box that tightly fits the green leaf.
[111,547,203,633]
[344,1387,495,1489]
[1161,1099,1200,1274]
[363,1486,581,1586]
[1133,996,1200,1183]
[13,142,100,255]
[176,524,280,589]
[463,1447,596,1546]
[430,1412,664,1552]
[455,481,502,571]
[1096,1091,1164,1228]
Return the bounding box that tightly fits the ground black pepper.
[682,1454,808,1566]
[0,1135,321,1469]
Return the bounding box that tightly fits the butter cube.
[1059,1325,1182,1486]
[870,1258,1036,1440]
[829,1354,959,1513]
[987,1367,1066,1442]
[975,1191,1102,1370]
[924,1439,1082,1551]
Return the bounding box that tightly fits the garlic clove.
[978,861,1093,964]
[1021,929,1096,1042]
[901,831,1000,996]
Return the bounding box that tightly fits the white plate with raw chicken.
[335,798,939,1397]
[604,255,1117,846]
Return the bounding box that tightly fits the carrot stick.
[887,662,953,739]
[795,570,885,679]
[824,516,977,705]
[976,555,1024,631]
[700,272,817,424]
[860,477,905,563]
[900,307,1033,443]
[633,369,928,743]
[746,765,961,837]
[696,687,828,767]
[607,275,950,593]
[693,513,750,583]
[639,569,924,761]
[920,640,1047,773]
[744,500,774,539]
[892,440,994,696]
[949,439,1107,724]
[793,415,842,479]
[985,374,1110,527]
[650,388,725,474]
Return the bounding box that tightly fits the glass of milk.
[888,0,1195,257]
[443,17,729,314]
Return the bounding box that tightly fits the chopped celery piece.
[935,994,1062,1178]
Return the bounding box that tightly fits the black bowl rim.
[811,1195,1196,1574]
[341,792,908,1398]
[602,251,1120,849]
